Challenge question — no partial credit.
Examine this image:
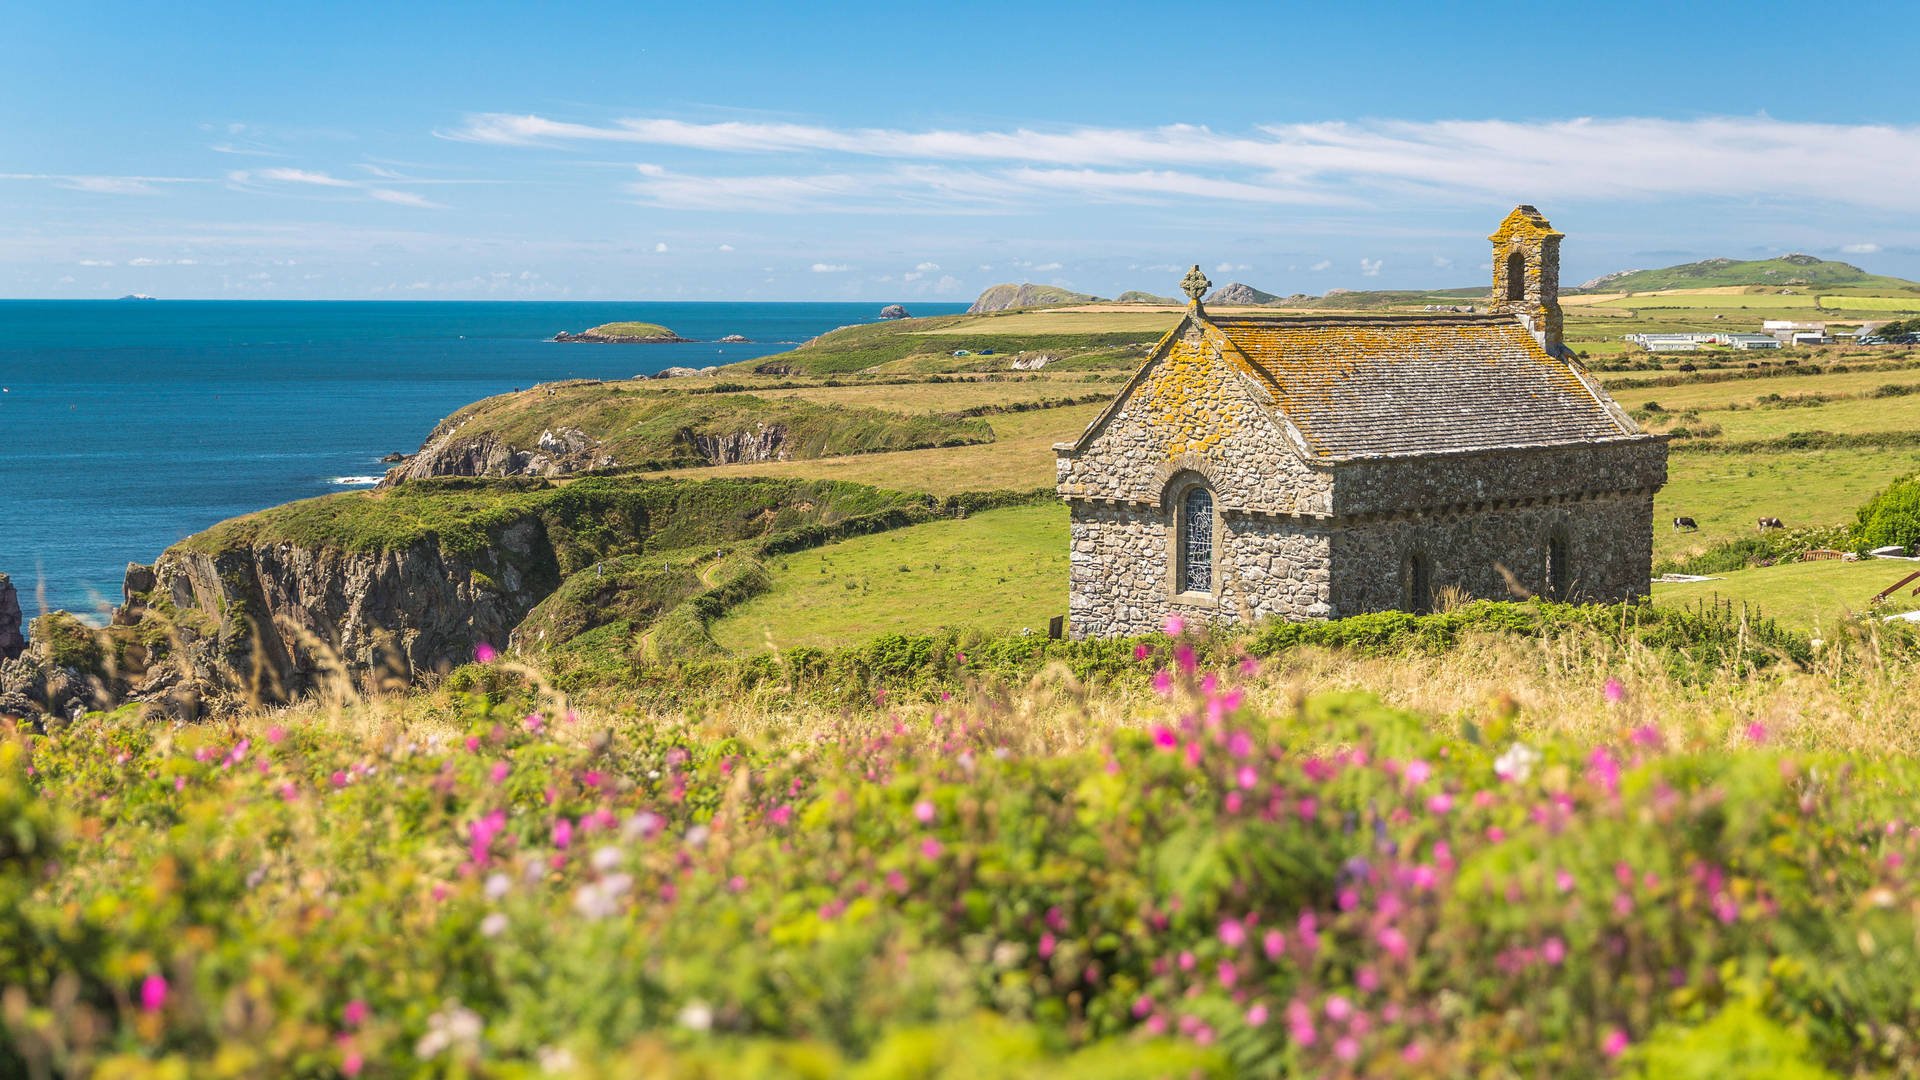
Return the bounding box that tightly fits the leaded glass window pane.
[1182,489,1212,593]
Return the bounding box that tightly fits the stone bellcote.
[1489,205,1566,355]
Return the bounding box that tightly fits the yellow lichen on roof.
[1134,331,1237,459]
[1209,316,1627,459]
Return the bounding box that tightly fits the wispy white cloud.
[253,167,358,187]
[1360,258,1383,277]
[455,112,1920,211]
[654,241,669,252]
[1842,242,1882,254]
[810,263,852,272]
[1216,262,1251,273]
[0,173,206,195]
[368,188,447,209]
[717,243,735,251]
[1309,259,1332,271]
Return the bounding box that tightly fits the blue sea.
[0,300,969,617]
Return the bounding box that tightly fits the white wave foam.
[330,475,383,486]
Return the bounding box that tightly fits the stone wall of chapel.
[1056,326,1331,516]
[1067,502,1331,639]
[1327,493,1655,616]
[1330,439,1667,516]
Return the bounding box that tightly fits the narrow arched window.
[1546,536,1569,601]
[1505,251,1527,301]
[1407,552,1432,615]
[1180,488,1213,594]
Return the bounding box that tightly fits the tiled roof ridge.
[1209,313,1504,328]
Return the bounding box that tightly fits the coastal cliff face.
[0,573,23,662]
[143,520,556,699]
[966,283,1101,314]
[690,423,789,464]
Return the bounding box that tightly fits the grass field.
[910,310,1189,335]
[664,403,1102,493]
[1609,367,1920,411]
[751,373,1119,412]
[1697,394,1920,440]
[1655,448,1920,561]
[1652,557,1920,630]
[1821,295,1920,311]
[711,502,1068,652]
[1594,292,1822,309]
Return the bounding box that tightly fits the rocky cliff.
[966,283,1101,314]
[383,421,615,485]
[0,573,23,662]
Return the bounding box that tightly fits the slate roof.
[1207,313,1636,460]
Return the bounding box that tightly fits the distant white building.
[1723,333,1781,350]
[1763,319,1826,345]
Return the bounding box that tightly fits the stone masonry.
[1056,207,1668,638]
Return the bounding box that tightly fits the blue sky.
[6,0,1920,301]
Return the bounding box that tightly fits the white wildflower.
[480,912,508,937]
[484,872,511,900]
[1494,742,1542,783]
[684,824,710,850]
[592,846,623,872]
[676,1000,714,1032]
[538,1046,577,1074]
[624,811,662,840]
[416,999,484,1059]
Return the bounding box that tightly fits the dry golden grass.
[658,403,1103,493]
[750,376,1115,413]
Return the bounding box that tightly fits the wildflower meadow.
[3,618,1917,1078]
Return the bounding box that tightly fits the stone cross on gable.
[1181,265,1211,303]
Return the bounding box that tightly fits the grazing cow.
[1758,516,1784,531]
[1672,516,1698,531]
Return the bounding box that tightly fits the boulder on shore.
[879,304,911,320]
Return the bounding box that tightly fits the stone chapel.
[1055,206,1668,637]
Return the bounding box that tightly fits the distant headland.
[552,321,687,343]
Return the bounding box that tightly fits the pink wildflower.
[1133,994,1155,1019]
[1246,1003,1269,1025]
[1165,614,1186,636]
[1404,759,1432,786]
[919,838,943,860]
[913,799,936,824]
[343,999,369,1027]
[1324,995,1352,1022]
[489,761,510,784]
[1217,961,1237,989]
[475,642,497,663]
[1543,937,1566,965]
[1175,645,1197,674]
[1602,1028,1629,1058]
[1603,677,1625,703]
[1134,643,1151,661]
[342,1050,364,1077]
[524,713,544,733]
[330,771,348,789]
[139,974,167,1013]
[1227,731,1253,758]
[1151,724,1178,748]
[769,804,792,826]
[1334,1036,1360,1063]
[1263,929,1286,960]
[1287,1000,1317,1045]
[1555,867,1575,892]
[1039,933,1056,959]
[266,724,286,744]
[1746,722,1768,744]
[1153,670,1174,696]
[1219,918,1247,948]
[174,776,185,792]
[1178,950,1196,971]
[552,818,573,850]
[279,782,298,801]
[1376,926,1409,961]
[1236,765,1258,790]
[1426,792,1453,815]
[1184,742,1203,768]
[885,870,907,894]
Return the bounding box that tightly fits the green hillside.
[1578,255,1920,293]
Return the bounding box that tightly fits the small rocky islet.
[551,321,687,343]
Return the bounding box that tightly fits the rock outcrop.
[553,322,686,343]
[382,421,615,486]
[689,423,789,464]
[0,573,23,661]
[879,305,910,320]
[1204,282,1282,305]
[717,334,752,343]
[966,283,1101,314]
[650,366,719,379]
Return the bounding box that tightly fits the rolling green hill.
[1577,255,1920,293]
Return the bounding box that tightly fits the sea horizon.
[0,299,969,616]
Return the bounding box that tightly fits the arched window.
[1505,250,1527,301]
[1407,552,1432,615]
[1180,487,1213,594]
[1546,535,1569,601]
